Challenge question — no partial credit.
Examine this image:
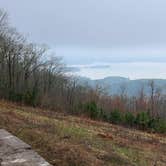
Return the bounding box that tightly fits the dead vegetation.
[0,100,165,166]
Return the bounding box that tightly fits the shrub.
[100,108,109,121]
[84,101,100,119]
[147,117,156,130]
[153,119,166,133]
[23,90,37,106]
[124,112,135,127]
[9,91,23,102]
[135,112,151,130]
[109,109,122,124]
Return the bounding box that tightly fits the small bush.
[23,90,37,106]
[109,109,122,124]
[84,101,100,119]
[100,108,109,121]
[9,91,23,102]
[135,112,151,130]
[124,112,135,127]
[153,119,166,133]
[147,117,156,130]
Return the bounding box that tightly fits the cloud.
[68,62,166,80]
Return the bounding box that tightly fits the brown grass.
[0,100,165,166]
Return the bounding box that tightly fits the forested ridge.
[0,9,166,133]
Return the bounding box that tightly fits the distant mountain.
[77,76,166,96]
[65,67,81,72]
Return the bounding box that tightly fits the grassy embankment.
[0,100,165,166]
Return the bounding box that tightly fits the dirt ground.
[0,100,165,166]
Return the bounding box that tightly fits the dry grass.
[0,100,165,166]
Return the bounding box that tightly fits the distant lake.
[68,62,166,80]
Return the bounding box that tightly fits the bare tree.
[149,80,155,116]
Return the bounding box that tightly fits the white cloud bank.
[68,62,166,80]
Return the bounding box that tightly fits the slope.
[0,100,165,166]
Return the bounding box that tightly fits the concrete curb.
[0,129,52,166]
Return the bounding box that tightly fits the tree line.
[0,9,165,133]
[0,9,101,112]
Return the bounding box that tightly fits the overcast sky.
[1,0,166,79]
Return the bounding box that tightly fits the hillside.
[78,76,166,96]
[0,100,165,166]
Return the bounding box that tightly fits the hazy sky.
[1,0,166,79]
